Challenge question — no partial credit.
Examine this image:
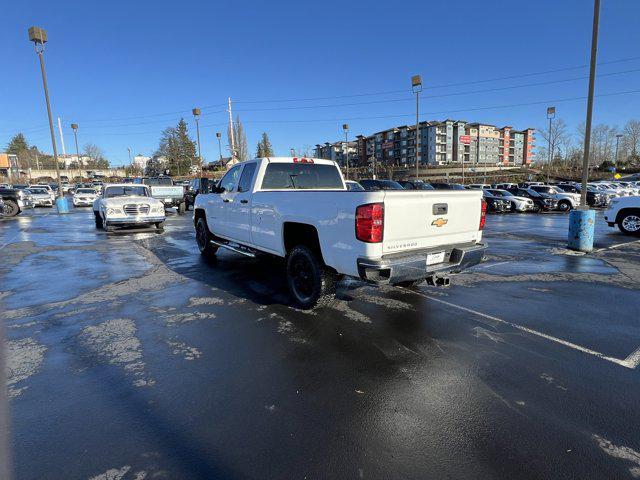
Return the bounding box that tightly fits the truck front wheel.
[286,245,337,310]
[94,211,103,229]
[195,217,218,258]
[3,200,19,217]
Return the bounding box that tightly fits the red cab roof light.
[292,157,314,164]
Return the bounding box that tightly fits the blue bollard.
[55,197,70,214]
[568,208,595,252]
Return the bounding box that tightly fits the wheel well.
[283,222,324,262]
[194,208,206,227]
[616,208,640,224]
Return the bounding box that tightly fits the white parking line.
[475,261,512,269]
[418,293,640,370]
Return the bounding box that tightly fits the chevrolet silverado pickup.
[142,177,187,214]
[193,157,488,309]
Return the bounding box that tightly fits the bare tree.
[228,115,248,161]
[624,120,640,159]
[538,118,568,165]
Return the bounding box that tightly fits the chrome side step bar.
[210,239,256,257]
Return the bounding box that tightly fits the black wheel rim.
[291,256,314,301]
[196,222,207,251]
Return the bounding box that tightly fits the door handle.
[240,199,248,204]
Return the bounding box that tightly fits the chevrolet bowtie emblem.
[431,218,448,227]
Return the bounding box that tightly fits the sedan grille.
[124,204,150,215]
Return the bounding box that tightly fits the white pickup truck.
[194,157,487,308]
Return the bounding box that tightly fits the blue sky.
[2,0,639,166]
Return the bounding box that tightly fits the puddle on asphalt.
[481,255,617,275]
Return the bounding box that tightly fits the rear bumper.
[357,242,488,285]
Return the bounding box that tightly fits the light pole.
[28,26,67,211]
[71,123,81,181]
[290,148,295,157]
[568,0,600,252]
[342,123,349,179]
[546,106,556,183]
[411,75,422,180]
[615,134,623,168]
[193,108,202,172]
[216,132,222,161]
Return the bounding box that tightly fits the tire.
[558,200,572,212]
[94,211,103,229]
[195,217,218,258]
[286,245,337,310]
[3,200,19,217]
[104,224,114,233]
[155,222,164,231]
[178,202,186,215]
[618,211,640,235]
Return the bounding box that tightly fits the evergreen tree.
[256,132,274,158]
[6,133,29,155]
[155,118,197,175]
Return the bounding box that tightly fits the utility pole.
[57,117,66,156]
[343,124,349,179]
[546,106,556,184]
[411,75,422,180]
[227,97,236,160]
[29,26,66,211]
[193,108,202,171]
[71,123,81,181]
[568,0,600,252]
[615,134,623,168]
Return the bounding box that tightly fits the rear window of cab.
[260,163,344,190]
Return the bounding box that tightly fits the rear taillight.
[356,203,384,243]
[479,199,487,230]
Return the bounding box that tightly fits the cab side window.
[219,165,242,192]
[238,163,257,193]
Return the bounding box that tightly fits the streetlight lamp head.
[411,74,423,92]
[71,123,78,131]
[192,107,201,118]
[216,132,221,138]
[342,124,349,131]
[547,106,556,118]
[616,134,623,138]
[28,26,47,44]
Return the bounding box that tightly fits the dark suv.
[185,177,216,209]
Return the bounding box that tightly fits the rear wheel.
[3,200,19,217]
[618,211,640,235]
[558,200,572,212]
[195,217,218,258]
[286,245,337,310]
[177,201,186,215]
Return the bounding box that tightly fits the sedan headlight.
[106,207,123,215]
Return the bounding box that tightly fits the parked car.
[430,183,467,190]
[29,184,56,202]
[485,189,537,212]
[397,180,434,190]
[527,185,580,212]
[494,183,519,190]
[604,196,640,235]
[467,184,491,190]
[519,181,546,188]
[482,191,513,213]
[345,180,365,191]
[73,188,99,207]
[142,176,187,214]
[27,188,54,207]
[505,187,558,211]
[0,186,34,216]
[193,157,488,309]
[359,179,405,191]
[185,177,216,209]
[93,184,165,232]
[555,184,607,207]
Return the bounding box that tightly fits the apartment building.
[316,120,534,167]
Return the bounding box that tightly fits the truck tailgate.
[381,190,483,254]
[151,186,183,198]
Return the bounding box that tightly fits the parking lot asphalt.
[2,206,640,480]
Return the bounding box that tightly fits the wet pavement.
[2,205,640,479]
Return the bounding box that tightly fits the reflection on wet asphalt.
[2,207,640,479]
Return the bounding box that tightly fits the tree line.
[537,118,640,170]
